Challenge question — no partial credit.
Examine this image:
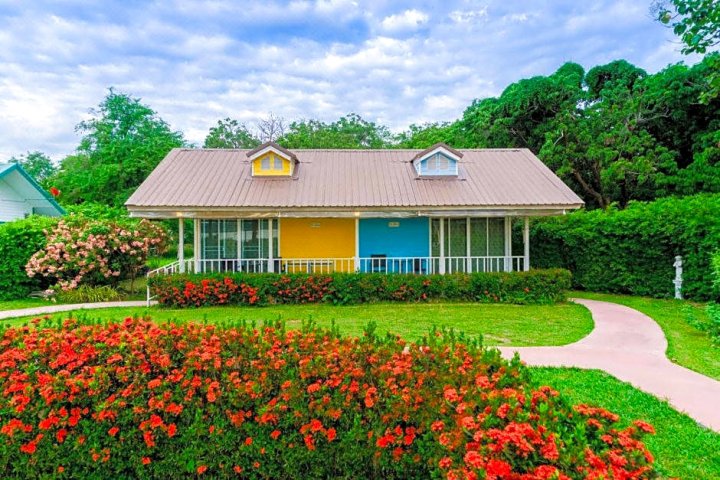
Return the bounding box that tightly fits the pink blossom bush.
[26,218,166,291]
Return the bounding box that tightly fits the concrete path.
[0,301,155,320]
[499,299,720,432]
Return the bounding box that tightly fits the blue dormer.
[412,143,462,177]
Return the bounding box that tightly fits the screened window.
[417,153,457,176]
[201,219,278,260]
[273,155,283,169]
[261,157,271,170]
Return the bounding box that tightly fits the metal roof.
[126,148,584,216]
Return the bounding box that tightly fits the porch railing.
[146,256,526,305]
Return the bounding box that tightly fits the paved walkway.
[499,299,720,432]
[0,301,154,320]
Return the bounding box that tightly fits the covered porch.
[154,214,532,276]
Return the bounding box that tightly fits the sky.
[0,0,698,159]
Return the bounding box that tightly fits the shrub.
[55,285,122,303]
[0,318,656,479]
[0,216,59,300]
[148,269,571,307]
[531,194,720,300]
[26,217,167,291]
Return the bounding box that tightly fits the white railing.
[146,256,526,304]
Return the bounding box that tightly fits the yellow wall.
[280,218,355,272]
[252,152,292,176]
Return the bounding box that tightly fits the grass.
[532,367,720,480]
[571,291,720,380]
[0,298,49,311]
[2,302,593,347]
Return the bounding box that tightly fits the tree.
[257,112,287,142]
[540,87,677,209]
[395,122,459,148]
[203,118,260,148]
[51,89,186,206]
[585,60,646,99]
[280,113,392,149]
[8,151,56,184]
[455,62,585,152]
[655,0,720,101]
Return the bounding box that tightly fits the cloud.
[0,0,693,160]
[380,9,429,33]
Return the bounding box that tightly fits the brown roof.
[126,148,584,214]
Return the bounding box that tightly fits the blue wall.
[359,218,429,258]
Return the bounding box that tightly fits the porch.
[151,215,531,277]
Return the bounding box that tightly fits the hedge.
[0,317,656,478]
[531,194,720,300]
[0,216,58,300]
[148,269,571,307]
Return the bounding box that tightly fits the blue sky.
[0,0,697,159]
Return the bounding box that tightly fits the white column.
[465,217,471,272]
[178,218,185,272]
[193,219,201,273]
[439,218,446,274]
[267,218,274,273]
[354,217,360,272]
[504,216,512,272]
[523,217,530,271]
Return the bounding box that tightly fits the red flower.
[49,187,60,197]
[142,457,151,465]
[326,428,337,442]
[108,426,119,437]
[197,465,207,474]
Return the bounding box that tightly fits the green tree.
[585,60,647,99]
[204,118,260,148]
[656,0,720,101]
[541,86,677,209]
[280,113,392,149]
[52,89,186,206]
[394,122,460,148]
[8,151,56,184]
[455,62,585,152]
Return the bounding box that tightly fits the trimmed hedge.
[531,194,720,300]
[0,216,58,300]
[148,269,571,307]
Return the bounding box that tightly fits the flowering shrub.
[0,318,656,478]
[26,218,166,291]
[149,269,572,307]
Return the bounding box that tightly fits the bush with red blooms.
[149,268,572,307]
[0,318,656,479]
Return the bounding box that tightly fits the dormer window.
[411,143,462,177]
[248,142,298,177]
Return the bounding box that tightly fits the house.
[126,142,583,276]
[0,163,64,222]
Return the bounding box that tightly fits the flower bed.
[0,318,655,478]
[149,269,572,307]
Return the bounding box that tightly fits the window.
[418,153,457,176]
[273,155,283,169]
[261,157,271,170]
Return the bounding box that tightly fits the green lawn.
[2,302,593,347]
[532,367,720,480]
[0,298,49,311]
[571,291,720,380]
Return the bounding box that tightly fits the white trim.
[439,218,446,274]
[354,217,360,272]
[267,218,275,272]
[465,216,471,271]
[523,217,530,271]
[193,219,200,273]
[178,218,185,273]
[504,217,512,272]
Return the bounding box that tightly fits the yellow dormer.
[247,142,297,177]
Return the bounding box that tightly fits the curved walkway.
[0,301,154,321]
[499,299,720,432]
